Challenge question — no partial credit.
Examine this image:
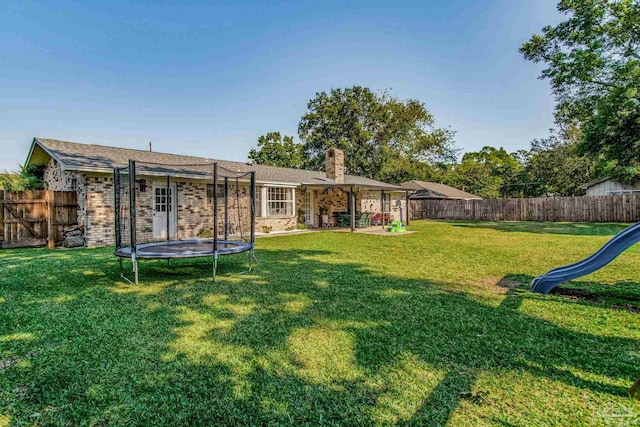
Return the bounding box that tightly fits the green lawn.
[1,220,639,426]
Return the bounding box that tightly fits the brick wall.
[81,175,273,247]
[44,161,407,246]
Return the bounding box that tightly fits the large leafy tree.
[298,86,457,183]
[520,0,640,181]
[522,127,596,197]
[446,146,522,198]
[248,132,305,169]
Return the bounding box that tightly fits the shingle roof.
[400,180,482,200]
[29,138,403,190]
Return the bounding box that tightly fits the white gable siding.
[586,179,640,196]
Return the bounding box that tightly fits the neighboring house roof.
[26,138,403,191]
[400,180,482,200]
[582,176,613,190]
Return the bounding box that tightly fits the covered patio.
[297,183,410,232]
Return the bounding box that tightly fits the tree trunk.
[630,376,640,400]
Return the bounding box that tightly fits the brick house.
[25,138,408,247]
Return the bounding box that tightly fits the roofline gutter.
[300,183,405,191]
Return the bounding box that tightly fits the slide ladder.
[531,222,640,294]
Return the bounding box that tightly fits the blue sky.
[0,0,561,171]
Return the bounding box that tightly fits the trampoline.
[113,160,257,285]
[115,239,252,259]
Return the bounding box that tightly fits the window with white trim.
[382,193,391,212]
[267,187,294,217]
[255,187,262,217]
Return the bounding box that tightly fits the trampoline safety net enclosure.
[114,160,256,284]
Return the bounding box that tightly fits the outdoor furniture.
[321,215,332,228]
[371,213,392,226]
[356,212,370,228]
[334,211,351,227]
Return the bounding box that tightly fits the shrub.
[197,228,213,238]
[261,225,273,234]
[296,223,308,230]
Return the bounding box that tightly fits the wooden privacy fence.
[0,190,78,249]
[410,195,640,223]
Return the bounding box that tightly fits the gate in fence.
[0,190,78,249]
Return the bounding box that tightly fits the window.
[267,187,294,217]
[255,187,262,217]
[155,187,173,212]
[206,183,225,205]
[382,193,391,212]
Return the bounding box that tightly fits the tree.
[0,165,44,191]
[523,129,595,197]
[520,0,640,181]
[298,86,457,183]
[445,146,522,198]
[248,132,305,169]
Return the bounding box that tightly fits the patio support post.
[381,190,385,229]
[350,187,356,232]
[405,191,410,225]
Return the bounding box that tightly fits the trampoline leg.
[118,258,136,286]
[133,259,139,285]
[213,252,219,283]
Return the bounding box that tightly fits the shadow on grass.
[0,247,638,425]
[445,220,632,236]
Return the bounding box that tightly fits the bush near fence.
[410,195,640,223]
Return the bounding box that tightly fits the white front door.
[304,190,315,226]
[153,183,177,239]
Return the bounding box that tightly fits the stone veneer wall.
[43,158,88,223]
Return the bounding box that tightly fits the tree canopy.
[248,132,305,169]
[298,86,457,183]
[445,147,522,198]
[520,0,640,181]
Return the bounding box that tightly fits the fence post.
[46,190,55,249]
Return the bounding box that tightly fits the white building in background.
[583,176,640,196]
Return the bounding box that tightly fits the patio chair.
[356,213,369,228]
[321,215,332,228]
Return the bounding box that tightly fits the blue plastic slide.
[531,222,640,294]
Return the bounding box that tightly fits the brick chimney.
[325,148,344,184]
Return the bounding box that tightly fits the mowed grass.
[1,220,639,426]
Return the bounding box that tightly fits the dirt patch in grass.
[0,351,39,371]
[553,288,640,313]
